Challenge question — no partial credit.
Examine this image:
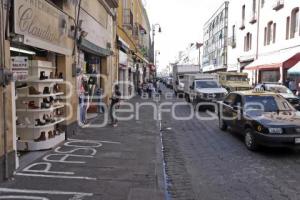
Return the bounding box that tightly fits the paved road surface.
[161,88,300,200]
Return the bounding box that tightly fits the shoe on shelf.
[34,132,46,142]
[58,72,63,79]
[43,87,50,94]
[50,72,54,79]
[41,102,50,109]
[35,119,46,126]
[29,86,41,95]
[40,71,48,80]
[48,131,55,139]
[28,101,39,109]
[53,84,60,93]
[16,83,28,89]
[43,98,51,104]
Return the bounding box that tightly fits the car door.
[231,94,244,130]
[222,93,237,127]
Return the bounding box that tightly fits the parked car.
[218,72,252,92]
[255,83,300,110]
[218,90,300,151]
[183,73,228,103]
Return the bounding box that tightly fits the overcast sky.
[144,0,225,72]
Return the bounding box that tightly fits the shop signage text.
[14,0,72,55]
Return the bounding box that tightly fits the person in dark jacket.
[110,85,122,127]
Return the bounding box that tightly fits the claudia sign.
[14,0,72,55]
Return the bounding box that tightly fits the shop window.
[242,5,246,25]
[252,0,256,14]
[290,8,299,39]
[244,32,252,52]
[267,21,273,45]
[286,16,290,40]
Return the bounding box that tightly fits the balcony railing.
[273,0,284,11]
[123,8,133,30]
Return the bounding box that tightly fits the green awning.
[288,62,300,75]
[79,38,112,57]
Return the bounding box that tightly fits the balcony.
[123,9,133,30]
[132,23,139,40]
[273,0,284,11]
[249,12,257,24]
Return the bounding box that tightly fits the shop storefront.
[244,49,300,84]
[78,5,114,118]
[11,0,73,167]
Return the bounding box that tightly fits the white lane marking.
[0,188,93,196]
[68,138,121,144]
[15,173,97,180]
[0,196,49,199]
[22,163,74,175]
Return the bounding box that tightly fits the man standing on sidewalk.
[110,85,122,127]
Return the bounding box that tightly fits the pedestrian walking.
[110,85,122,127]
[77,69,89,124]
[96,86,105,113]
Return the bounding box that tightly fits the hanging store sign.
[11,56,28,81]
[119,51,128,68]
[13,0,72,55]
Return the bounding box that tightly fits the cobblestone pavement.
[160,88,300,200]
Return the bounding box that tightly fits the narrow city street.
[160,87,300,200]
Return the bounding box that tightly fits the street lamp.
[154,50,160,78]
[152,23,162,79]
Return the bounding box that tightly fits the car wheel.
[219,118,227,131]
[244,129,258,151]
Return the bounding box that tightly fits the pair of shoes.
[40,71,48,80]
[43,114,55,123]
[29,86,41,95]
[34,132,46,142]
[112,123,118,127]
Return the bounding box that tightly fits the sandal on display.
[34,132,47,142]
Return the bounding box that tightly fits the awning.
[136,52,149,64]
[244,48,300,70]
[288,62,300,75]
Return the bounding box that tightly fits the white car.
[255,83,300,110]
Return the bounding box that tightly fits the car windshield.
[227,75,248,81]
[267,85,293,94]
[244,95,279,112]
[195,80,220,89]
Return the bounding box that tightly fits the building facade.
[202,1,229,73]
[0,0,118,182]
[116,0,152,99]
[228,0,300,86]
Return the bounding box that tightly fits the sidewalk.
[0,97,165,200]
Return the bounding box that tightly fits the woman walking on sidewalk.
[110,85,122,127]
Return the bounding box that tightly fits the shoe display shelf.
[15,60,66,151]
